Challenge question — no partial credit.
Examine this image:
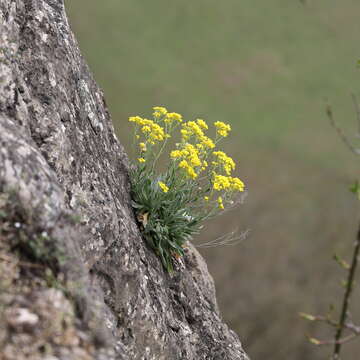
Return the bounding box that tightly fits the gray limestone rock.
[0,1,249,359]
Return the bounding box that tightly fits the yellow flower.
[183,143,196,154]
[204,196,209,201]
[178,160,197,179]
[136,119,167,142]
[212,174,245,192]
[200,135,215,149]
[186,167,197,179]
[170,150,182,159]
[196,119,208,130]
[213,174,231,191]
[129,116,143,123]
[138,158,146,163]
[153,106,168,118]
[139,142,147,152]
[178,159,189,169]
[214,121,231,137]
[181,121,207,142]
[212,151,235,175]
[189,155,201,167]
[165,112,183,123]
[149,123,166,141]
[158,181,169,193]
[187,121,204,138]
[171,144,202,169]
[217,196,224,210]
[229,177,245,192]
[141,125,151,133]
[181,129,191,141]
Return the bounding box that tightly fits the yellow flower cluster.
[169,118,216,180]
[165,112,183,124]
[171,144,201,167]
[212,151,235,175]
[213,174,245,192]
[178,160,197,179]
[158,181,169,193]
[153,106,168,118]
[211,150,244,194]
[171,141,207,179]
[181,120,215,149]
[129,116,167,144]
[130,106,245,213]
[214,121,231,137]
[196,119,208,130]
[152,107,183,124]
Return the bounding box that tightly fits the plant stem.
[333,221,360,359]
[326,103,359,155]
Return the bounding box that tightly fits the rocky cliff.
[0,1,249,359]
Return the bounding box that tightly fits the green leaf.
[333,253,350,270]
[307,337,321,346]
[299,312,316,321]
[349,180,360,200]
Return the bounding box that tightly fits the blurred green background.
[66,1,360,358]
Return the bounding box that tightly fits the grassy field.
[66,1,360,358]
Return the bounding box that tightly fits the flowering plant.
[129,106,245,272]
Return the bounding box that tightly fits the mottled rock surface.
[0,1,249,359]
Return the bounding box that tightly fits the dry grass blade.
[196,229,250,248]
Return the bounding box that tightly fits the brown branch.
[333,221,360,359]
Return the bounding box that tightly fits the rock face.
[0,1,249,359]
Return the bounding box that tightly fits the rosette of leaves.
[131,166,206,272]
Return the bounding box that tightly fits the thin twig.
[317,333,358,347]
[333,221,360,359]
[345,321,360,335]
[303,313,360,335]
[196,229,250,248]
[305,314,338,328]
[351,93,360,137]
[326,103,360,155]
